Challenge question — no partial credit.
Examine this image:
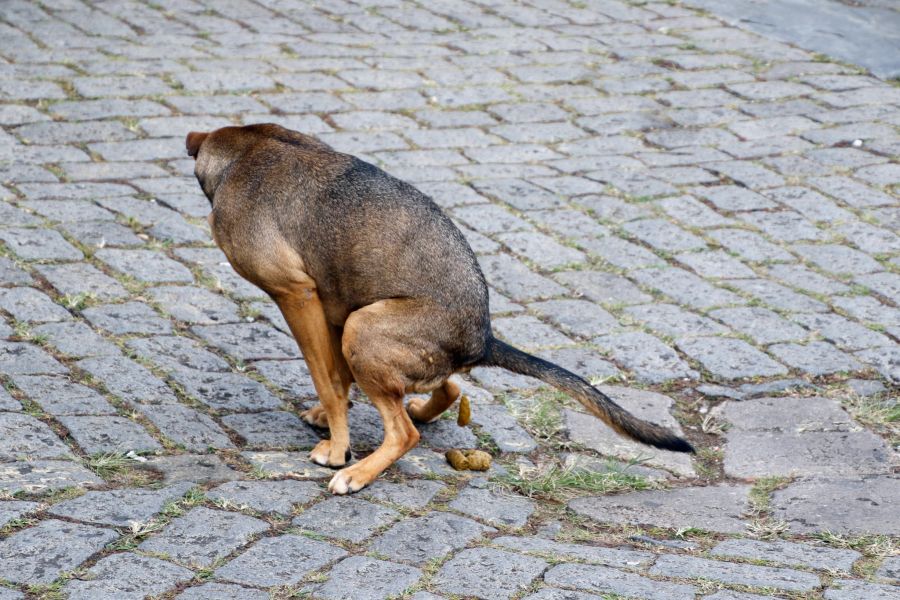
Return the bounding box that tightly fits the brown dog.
[187,124,693,494]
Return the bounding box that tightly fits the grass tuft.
[500,463,655,501]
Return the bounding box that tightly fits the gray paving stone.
[793,313,892,351]
[769,341,863,376]
[62,552,193,600]
[176,583,268,600]
[60,415,161,454]
[222,411,319,449]
[139,506,268,568]
[772,476,900,535]
[251,359,316,399]
[170,369,282,412]
[794,244,883,276]
[711,538,861,572]
[622,218,707,252]
[544,563,696,600]
[76,354,177,406]
[36,262,128,301]
[214,534,346,587]
[536,347,620,381]
[142,454,242,485]
[564,386,694,476]
[695,185,777,211]
[208,480,321,514]
[876,556,900,582]
[0,413,72,460]
[191,322,299,361]
[726,278,828,313]
[493,535,653,568]
[83,301,172,335]
[631,268,744,310]
[624,303,728,338]
[449,485,535,528]
[521,591,605,600]
[0,257,31,286]
[0,227,83,261]
[241,451,333,480]
[432,548,546,600]
[676,250,756,279]
[555,271,651,307]
[0,519,117,584]
[857,271,900,305]
[315,556,422,600]
[137,403,234,451]
[825,579,900,600]
[470,403,537,453]
[126,336,229,373]
[494,315,574,351]
[60,220,144,249]
[708,308,808,345]
[0,459,103,494]
[0,341,67,376]
[0,287,72,323]
[479,254,567,301]
[417,413,479,449]
[48,483,193,527]
[370,511,496,565]
[766,263,850,295]
[293,496,399,543]
[651,555,820,591]
[529,299,619,339]
[594,332,699,384]
[359,479,445,510]
[496,232,586,269]
[0,500,39,528]
[149,285,240,324]
[95,248,193,283]
[709,226,799,261]
[569,484,750,533]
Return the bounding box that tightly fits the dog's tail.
[481,337,694,453]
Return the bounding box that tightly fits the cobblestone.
[1,1,898,596]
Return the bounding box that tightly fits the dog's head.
[186,123,333,203]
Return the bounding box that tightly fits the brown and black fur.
[187,123,693,494]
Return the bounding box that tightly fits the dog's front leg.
[273,286,351,467]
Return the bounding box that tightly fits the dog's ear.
[186,131,209,159]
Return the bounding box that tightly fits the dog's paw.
[309,440,349,468]
[300,404,329,428]
[328,467,368,495]
[405,396,439,423]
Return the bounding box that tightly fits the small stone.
[771,476,900,535]
[13,375,116,416]
[768,341,862,376]
[192,322,298,361]
[139,506,269,568]
[0,413,73,460]
[221,411,320,449]
[137,403,233,451]
[711,538,861,572]
[62,552,194,600]
[207,480,320,515]
[677,337,788,379]
[359,479,445,510]
[0,519,117,584]
[141,454,242,485]
[36,262,128,301]
[170,369,282,412]
[569,484,750,534]
[544,563,696,600]
[176,583,268,600]
[315,556,423,600]
[0,341,67,376]
[149,285,240,324]
[0,287,71,323]
[370,511,496,565]
[433,547,547,600]
[49,484,193,527]
[292,496,399,543]
[0,460,103,494]
[825,580,900,600]
[59,415,161,454]
[95,248,193,283]
[650,555,820,591]
[0,228,83,261]
[215,534,346,587]
[126,336,229,373]
[83,301,172,335]
[0,500,39,528]
[31,321,120,358]
[241,451,333,479]
[493,535,653,568]
[449,486,535,528]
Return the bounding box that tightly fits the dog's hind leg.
[406,379,461,424]
[273,286,351,467]
[329,299,452,494]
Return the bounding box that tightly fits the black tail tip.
[655,436,695,454]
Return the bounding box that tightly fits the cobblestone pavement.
[0,1,898,599]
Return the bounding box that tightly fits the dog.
[186,123,693,494]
